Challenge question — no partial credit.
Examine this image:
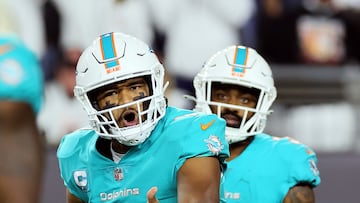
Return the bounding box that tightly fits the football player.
[191,45,321,202]
[57,32,230,203]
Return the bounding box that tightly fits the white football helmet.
[193,45,277,144]
[74,32,167,146]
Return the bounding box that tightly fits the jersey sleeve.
[0,36,44,114]
[290,145,321,187]
[57,130,91,202]
[175,113,230,171]
[280,138,321,188]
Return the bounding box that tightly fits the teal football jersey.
[222,134,321,202]
[57,106,229,202]
[0,35,43,114]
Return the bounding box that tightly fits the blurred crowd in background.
[1,0,360,153]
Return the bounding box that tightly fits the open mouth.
[121,109,139,127]
[222,114,241,128]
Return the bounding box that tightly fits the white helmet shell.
[74,32,166,146]
[194,45,277,143]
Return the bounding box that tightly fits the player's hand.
[147,186,159,203]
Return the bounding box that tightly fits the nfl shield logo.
[114,167,123,181]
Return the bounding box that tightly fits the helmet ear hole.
[269,87,277,103]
